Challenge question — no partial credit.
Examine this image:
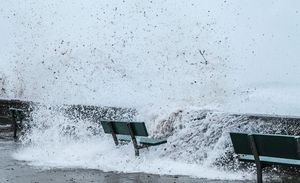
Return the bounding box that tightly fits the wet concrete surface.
[0,138,299,183]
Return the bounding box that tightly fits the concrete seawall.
[1,99,300,135]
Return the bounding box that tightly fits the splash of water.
[1,1,300,114]
[14,104,300,180]
[1,0,230,110]
[13,105,253,180]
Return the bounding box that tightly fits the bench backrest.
[9,108,26,120]
[0,108,26,125]
[230,132,300,160]
[0,116,13,125]
[230,132,252,155]
[100,121,149,137]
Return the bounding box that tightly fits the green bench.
[100,120,167,156]
[0,108,26,139]
[230,132,300,183]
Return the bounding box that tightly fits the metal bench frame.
[231,133,300,183]
[248,134,266,183]
[102,121,166,156]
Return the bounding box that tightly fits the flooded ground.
[0,138,299,183]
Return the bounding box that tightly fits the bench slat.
[239,155,300,166]
[254,134,299,160]
[117,134,131,142]
[139,137,167,146]
[0,116,13,125]
[230,132,252,155]
[101,121,149,136]
[117,135,167,146]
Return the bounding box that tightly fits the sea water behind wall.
[0,0,300,180]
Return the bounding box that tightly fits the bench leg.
[12,118,18,140]
[134,146,139,157]
[248,135,263,183]
[256,164,263,183]
[131,136,140,156]
[111,134,119,146]
[19,119,23,136]
[126,123,140,156]
[108,122,119,146]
